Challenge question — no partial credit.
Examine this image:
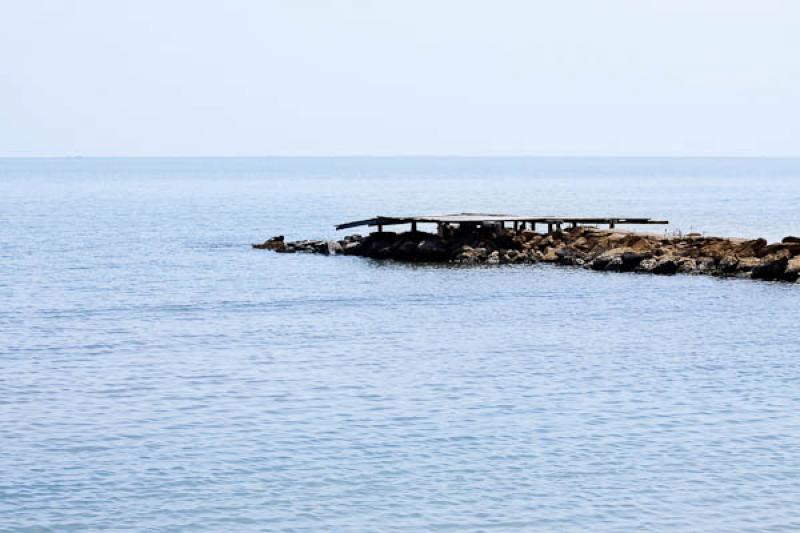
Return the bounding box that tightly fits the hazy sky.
[1,0,798,157]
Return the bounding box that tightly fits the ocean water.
[2,157,800,532]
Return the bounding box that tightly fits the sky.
[0,0,798,157]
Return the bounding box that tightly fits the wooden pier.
[335,213,669,233]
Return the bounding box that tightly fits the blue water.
[2,157,800,531]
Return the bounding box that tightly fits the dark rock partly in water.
[751,257,789,281]
[621,251,651,271]
[252,235,286,251]
[651,258,678,275]
[253,235,348,255]
[589,253,615,271]
[416,237,449,261]
[358,232,398,259]
[555,247,583,266]
[783,257,800,282]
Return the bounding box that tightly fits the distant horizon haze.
[1,0,798,157]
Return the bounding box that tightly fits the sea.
[2,157,800,531]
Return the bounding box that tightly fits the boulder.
[718,255,740,274]
[652,258,678,275]
[542,247,559,262]
[783,256,800,282]
[733,238,767,257]
[589,247,634,271]
[505,249,523,263]
[291,240,316,253]
[456,250,481,264]
[571,237,591,250]
[626,237,654,252]
[621,251,651,271]
[677,258,698,274]
[555,247,584,266]
[636,258,658,273]
[756,243,800,258]
[607,233,628,244]
[589,254,613,271]
[416,237,449,261]
[604,256,625,272]
[393,238,421,260]
[357,232,399,258]
[343,241,363,255]
[695,257,717,273]
[736,257,762,273]
[311,240,333,254]
[782,236,800,244]
[252,235,286,251]
[751,257,788,281]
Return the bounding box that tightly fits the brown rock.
[677,258,698,274]
[784,256,800,282]
[736,257,762,273]
[756,243,800,258]
[542,247,558,262]
[733,238,767,257]
[252,235,286,251]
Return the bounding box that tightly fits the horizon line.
[2,154,800,160]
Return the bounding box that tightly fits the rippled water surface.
[2,158,800,531]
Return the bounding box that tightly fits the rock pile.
[253,226,800,282]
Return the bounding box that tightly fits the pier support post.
[411,221,417,232]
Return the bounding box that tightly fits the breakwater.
[254,226,800,282]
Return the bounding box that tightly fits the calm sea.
[2,157,800,531]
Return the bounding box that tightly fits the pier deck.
[335,213,669,232]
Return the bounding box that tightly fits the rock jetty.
[254,227,800,283]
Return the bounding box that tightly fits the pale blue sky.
[1,0,798,157]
